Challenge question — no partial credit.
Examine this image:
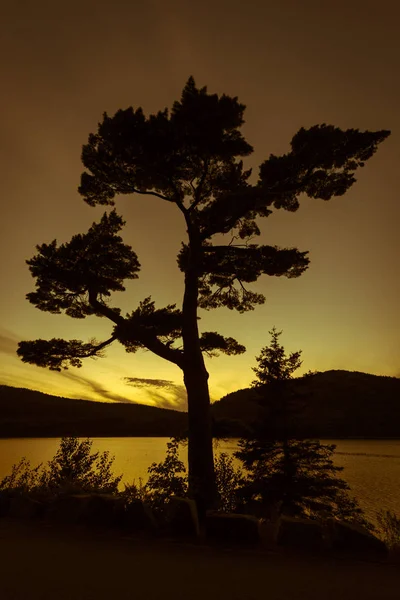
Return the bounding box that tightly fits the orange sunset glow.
[0,0,398,411]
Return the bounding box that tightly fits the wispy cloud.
[125,377,187,411]
[0,328,19,356]
[59,370,137,404]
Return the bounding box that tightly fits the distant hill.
[0,385,187,438]
[211,370,400,438]
[1,370,399,438]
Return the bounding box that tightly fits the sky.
[0,0,399,410]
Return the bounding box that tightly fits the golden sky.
[0,0,399,410]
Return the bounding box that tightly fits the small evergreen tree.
[235,329,369,526]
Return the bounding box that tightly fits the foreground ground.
[0,518,399,600]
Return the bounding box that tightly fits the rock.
[118,499,158,533]
[259,518,280,548]
[8,496,45,519]
[0,491,10,517]
[327,520,388,559]
[83,494,123,527]
[205,512,260,545]
[166,497,199,537]
[47,493,126,527]
[46,494,92,523]
[276,516,325,551]
[388,544,400,564]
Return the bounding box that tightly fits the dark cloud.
[125,377,188,411]
[60,370,137,404]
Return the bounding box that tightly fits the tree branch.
[88,290,125,325]
[88,293,185,368]
[115,320,185,368]
[132,188,175,203]
[188,159,209,213]
[91,335,118,354]
[17,336,118,371]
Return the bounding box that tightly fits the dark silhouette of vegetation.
[122,438,188,518]
[235,329,370,527]
[377,510,400,548]
[5,434,400,545]
[0,435,243,522]
[121,437,243,517]
[0,437,121,498]
[16,77,390,512]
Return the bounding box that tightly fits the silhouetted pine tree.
[17,78,389,514]
[236,329,368,525]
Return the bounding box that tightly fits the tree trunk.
[181,219,217,517]
[183,363,217,518]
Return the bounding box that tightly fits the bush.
[0,457,43,496]
[41,437,122,494]
[376,510,400,548]
[214,452,243,513]
[120,438,188,518]
[0,437,122,499]
[121,438,244,516]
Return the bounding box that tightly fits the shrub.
[120,438,188,518]
[121,438,244,516]
[376,510,400,548]
[214,452,243,512]
[0,437,122,498]
[0,457,44,495]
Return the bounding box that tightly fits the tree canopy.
[18,78,389,371]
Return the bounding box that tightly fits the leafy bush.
[0,457,43,495]
[376,510,400,548]
[0,437,122,498]
[214,452,243,512]
[121,438,244,515]
[120,438,188,517]
[41,437,122,494]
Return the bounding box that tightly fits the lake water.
[0,437,399,524]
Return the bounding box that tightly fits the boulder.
[118,499,158,533]
[327,520,388,559]
[205,512,260,545]
[46,494,93,524]
[276,516,325,551]
[388,544,400,564]
[259,518,281,548]
[47,493,126,527]
[0,491,10,517]
[240,500,282,521]
[166,497,199,537]
[8,496,45,519]
[83,494,123,527]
